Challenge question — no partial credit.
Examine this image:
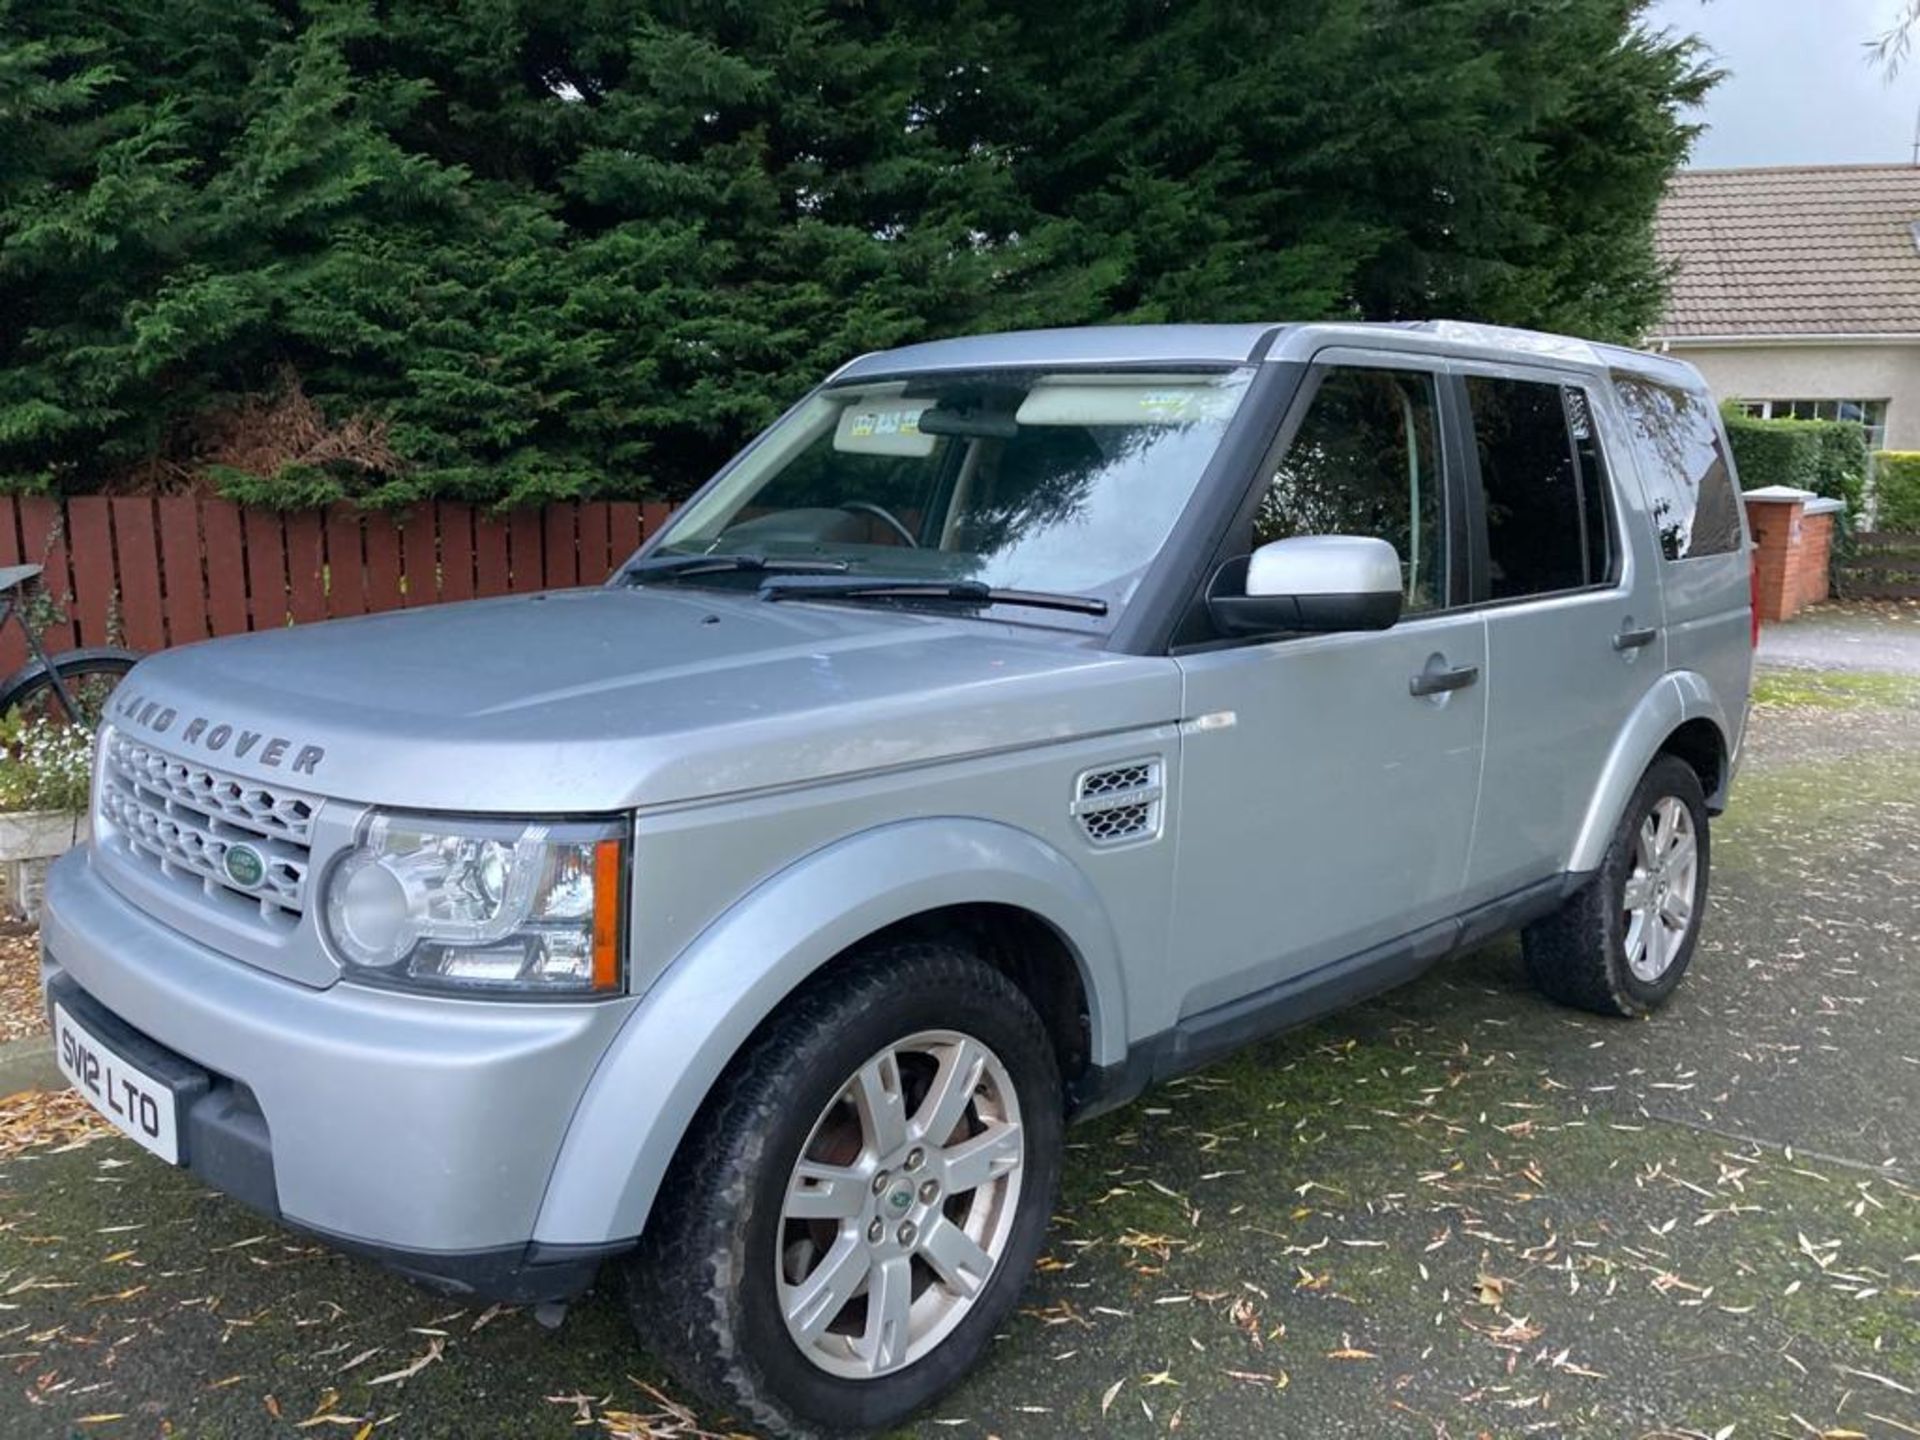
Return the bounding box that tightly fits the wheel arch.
[1568,672,1730,875]
[856,902,1094,1091]
[532,817,1128,1247]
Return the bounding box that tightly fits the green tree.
[0,0,1715,506]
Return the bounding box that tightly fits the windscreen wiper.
[619,552,851,584]
[758,575,1109,617]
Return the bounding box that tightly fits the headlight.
[321,812,627,997]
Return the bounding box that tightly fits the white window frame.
[1738,397,1889,451]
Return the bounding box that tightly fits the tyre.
[1523,753,1710,1017]
[0,647,139,729]
[629,940,1064,1438]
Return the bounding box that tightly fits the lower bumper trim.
[307,1229,635,1304]
[45,971,630,1304]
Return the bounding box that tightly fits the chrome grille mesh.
[98,730,318,922]
[1079,762,1153,798]
[1081,800,1153,844]
[1072,757,1163,847]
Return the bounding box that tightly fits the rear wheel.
[0,648,139,729]
[629,941,1062,1438]
[1523,753,1710,1016]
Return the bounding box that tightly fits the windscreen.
[652,368,1255,619]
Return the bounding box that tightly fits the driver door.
[1167,355,1487,1022]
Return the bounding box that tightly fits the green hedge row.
[1719,407,1870,515]
[1872,452,1920,532]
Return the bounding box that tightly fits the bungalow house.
[1650,164,1920,452]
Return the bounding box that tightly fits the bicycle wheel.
[0,648,140,729]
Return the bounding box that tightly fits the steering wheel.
[838,501,918,548]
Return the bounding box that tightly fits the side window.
[1258,367,1446,613]
[1468,376,1615,600]
[1613,377,1742,560]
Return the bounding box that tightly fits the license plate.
[53,1003,180,1164]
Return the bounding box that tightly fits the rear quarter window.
[1612,377,1743,560]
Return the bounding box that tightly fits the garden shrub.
[1809,421,1870,513]
[1872,452,1920,533]
[1723,411,1820,488]
[1720,408,1869,514]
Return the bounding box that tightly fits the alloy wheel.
[776,1029,1025,1380]
[1621,795,1698,982]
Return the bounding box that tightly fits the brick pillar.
[1743,487,1809,623]
[1796,498,1845,611]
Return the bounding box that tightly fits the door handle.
[1612,625,1658,652]
[1409,663,1480,697]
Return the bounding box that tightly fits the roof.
[1653,164,1920,339]
[832,324,1284,380]
[834,320,1704,389]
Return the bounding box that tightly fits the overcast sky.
[1643,0,1920,167]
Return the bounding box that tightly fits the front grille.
[98,730,319,924]
[1072,757,1164,848]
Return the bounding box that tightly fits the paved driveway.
[1758,599,1920,674]
[0,614,1915,1438]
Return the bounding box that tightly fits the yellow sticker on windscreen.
[835,402,936,456]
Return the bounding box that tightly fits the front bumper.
[39,850,638,1296]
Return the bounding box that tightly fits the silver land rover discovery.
[42,321,1754,1436]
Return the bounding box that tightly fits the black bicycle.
[0,564,139,727]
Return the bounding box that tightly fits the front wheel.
[1523,753,1710,1016]
[0,647,139,729]
[629,942,1063,1438]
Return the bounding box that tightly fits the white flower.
[0,713,94,814]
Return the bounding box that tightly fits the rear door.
[1456,365,1667,904]
[1611,374,1754,772]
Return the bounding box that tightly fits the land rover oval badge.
[223,843,266,890]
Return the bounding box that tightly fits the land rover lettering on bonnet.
[42,322,1754,1439]
[110,690,326,774]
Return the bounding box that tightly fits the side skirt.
[1068,871,1590,1121]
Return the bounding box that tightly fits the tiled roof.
[1653,165,1920,338]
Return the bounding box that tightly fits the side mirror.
[1207,536,1404,638]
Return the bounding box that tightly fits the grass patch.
[1751,666,1920,710]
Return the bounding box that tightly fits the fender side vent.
[1072,758,1164,847]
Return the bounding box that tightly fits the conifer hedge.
[0,1,1713,506]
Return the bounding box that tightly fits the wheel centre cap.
[885,1184,915,1215]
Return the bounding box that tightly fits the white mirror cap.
[1246,535,1403,598]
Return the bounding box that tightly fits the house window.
[1740,398,1889,451]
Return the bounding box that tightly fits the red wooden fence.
[0,496,675,676]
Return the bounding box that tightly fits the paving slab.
[0,1034,58,1096]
